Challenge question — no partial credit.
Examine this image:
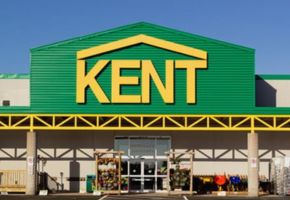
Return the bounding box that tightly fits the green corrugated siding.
[0,107,31,113]
[30,22,255,114]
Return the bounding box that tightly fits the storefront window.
[130,138,155,157]
[157,160,167,175]
[114,137,129,155]
[115,137,170,157]
[156,138,170,156]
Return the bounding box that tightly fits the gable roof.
[31,22,254,53]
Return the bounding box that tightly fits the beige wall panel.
[0,79,30,106]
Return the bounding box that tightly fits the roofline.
[31,22,144,52]
[30,21,255,53]
[256,74,290,80]
[145,22,255,52]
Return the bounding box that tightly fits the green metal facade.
[28,22,256,114]
[1,22,289,114]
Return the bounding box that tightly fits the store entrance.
[129,159,155,192]
[115,136,170,193]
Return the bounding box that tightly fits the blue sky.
[0,0,290,74]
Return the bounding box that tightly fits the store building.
[0,22,290,196]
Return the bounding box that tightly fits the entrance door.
[129,159,155,192]
[115,136,170,192]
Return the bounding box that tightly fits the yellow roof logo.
[76,34,207,104]
[77,34,207,60]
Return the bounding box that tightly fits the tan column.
[26,131,37,195]
[247,132,259,197]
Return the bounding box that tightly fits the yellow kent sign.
[76,34,207,104]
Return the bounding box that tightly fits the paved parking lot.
[0,194,290,200]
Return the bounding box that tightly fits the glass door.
[129,159,142,192]
[115,136,171,193]
[143,160,155,192]
[129,159,155,192]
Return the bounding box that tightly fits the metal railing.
[0,114,290,132]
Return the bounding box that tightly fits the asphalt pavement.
[0,194,290,200]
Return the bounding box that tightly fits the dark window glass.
[157,177,167,190]
[130,161,141,175]
[144,161,155,175]
[129,177,141,190]
[144,177,155,190]
[2,100,10,106]
[121,161,128,175]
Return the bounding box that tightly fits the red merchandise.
[214,175,227,186]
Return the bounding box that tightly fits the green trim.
[31,22,254,52]
[253,107,290,114]
[1,107,290,114]
[0,106,31,114]
[256,74,290,80]
[0,74,30,79]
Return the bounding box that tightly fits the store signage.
[76,34,207,104]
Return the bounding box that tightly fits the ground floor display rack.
[166,150,194,195]
[95,150,123,194]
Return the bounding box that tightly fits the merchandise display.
[95,151,123,194]
[170,165,190,190]
[97,158,119,190]
[270,157,290,195]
